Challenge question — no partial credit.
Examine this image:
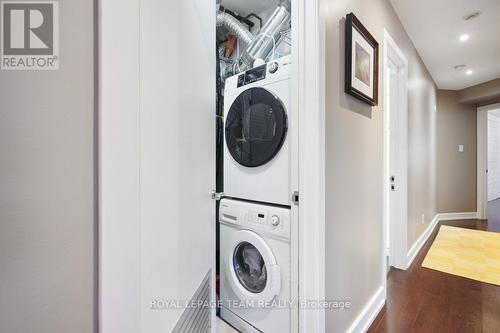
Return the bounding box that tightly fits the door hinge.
[292,191,299,206]
[211,190,224,201]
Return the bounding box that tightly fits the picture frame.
[345,12,379,106]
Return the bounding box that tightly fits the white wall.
[488,113,500,201]
[0,0,95,332]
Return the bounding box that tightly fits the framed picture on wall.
[345,12,379,106]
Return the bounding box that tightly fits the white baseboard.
[346,211,480,333]
[346,286,385,333]
[406,211,479,268]
[406,214,440,268]
[438,211,479,220]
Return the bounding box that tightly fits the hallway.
[488,199,500,233]
[369,220,500,332]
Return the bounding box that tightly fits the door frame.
[477,103,500,219]
[293,0,325,332]
[382,30,408,274]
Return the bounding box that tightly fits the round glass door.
[233,242,267,293]
[227,230,281,302]
[225,87,287,167]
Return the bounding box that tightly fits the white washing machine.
[219,198,291,333]
[223,55,292,206]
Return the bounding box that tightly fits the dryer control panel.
[225,54,292,93]
[219,198,291,240]
[237,64,267,87]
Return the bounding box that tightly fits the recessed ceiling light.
[466,70,473,75]
[459,34,469,42]
[454,65,466,71]
[463,11,481,21]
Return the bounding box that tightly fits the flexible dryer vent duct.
[216,11,254,47]
[238,0,291,72]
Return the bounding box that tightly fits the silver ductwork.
[216,11,254,47]
[217,0,291,76]
[238,0,291,72]
[278,0,291,12]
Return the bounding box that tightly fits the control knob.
[270,214,280,226]
[268,62,279,74]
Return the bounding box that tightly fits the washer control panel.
[246,210,286,230]
[219,199,291,239]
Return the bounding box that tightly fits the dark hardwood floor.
[368,219,500,333]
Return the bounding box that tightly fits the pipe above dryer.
[216,11,254,47]
[238,0,291,72]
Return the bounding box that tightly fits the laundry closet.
[100,0,325,331]
[214,1,295,332]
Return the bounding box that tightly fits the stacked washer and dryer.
[220,54,293,332]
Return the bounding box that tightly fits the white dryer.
[219,198,291,333]
[223,55,292,206]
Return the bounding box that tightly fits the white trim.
[211,219,217,333]
[406,214,439,268]
[346,286,385,333]
[477,107,488,219]
[477,103,500,219]
[438,212,480,220]
[382,29,409,272]
[406,212,479,268]
[295,0,325,332]
[383,30,408,68]
[290,0,300,331]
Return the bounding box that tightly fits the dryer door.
[227,230,281,303]
[225,87,287,167]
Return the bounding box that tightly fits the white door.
[100,0,216,332]
[140,0,216,331]
[383,31,408,271]
[387,63,403,266]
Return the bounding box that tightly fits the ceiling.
[389,0,500,90]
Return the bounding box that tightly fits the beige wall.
[0,1,96,332]
[458,78,500,106]
[436,90,477,213]
[321,0,437,330]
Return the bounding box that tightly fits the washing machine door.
[225,87,287,167]
[227,230,281,303]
